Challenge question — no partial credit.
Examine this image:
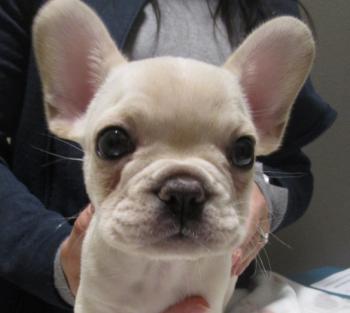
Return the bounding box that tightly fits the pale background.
[266,0,350,275]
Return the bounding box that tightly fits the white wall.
[266,0,350,275]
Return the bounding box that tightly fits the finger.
[163,297,209,313]
[60,204,94,295]
[231,249,242,276]
[234,248,260,276]
[71,204,94,241]
[233,234,268,276]
[231,237,259,276]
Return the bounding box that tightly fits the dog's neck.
[75,216,236,313]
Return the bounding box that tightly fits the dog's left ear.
[224,17,315,155]
[33,0,126,142]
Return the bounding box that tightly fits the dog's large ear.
[33,0,126,141]
[224,17,315,155]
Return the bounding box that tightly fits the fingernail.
[189,304,209,313]
[178,297,209,313]
[190,297,209,308]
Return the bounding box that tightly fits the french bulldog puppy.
[33,0,315,312]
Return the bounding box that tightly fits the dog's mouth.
[99,198,245,259]
[99,208,243,259]
[137,224,200,246]
[130,221,241,259]
[142,231,207,258]
[161,227,199,243]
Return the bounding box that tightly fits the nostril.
[158,188,170,202]
[157,176,206,221]
[192,188,206,204]
[157,177,205,203]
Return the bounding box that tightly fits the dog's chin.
[138,234,237,260]
[101,227,244,261]
[140,238,214,260]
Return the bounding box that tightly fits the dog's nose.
[158,176,206,222]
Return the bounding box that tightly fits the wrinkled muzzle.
[95,158,252,259]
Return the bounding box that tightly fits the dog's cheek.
[200,197,247,248]
[227,170,253,246]
[97,196,163,250]
[221,163,253,218]
[200,167,253,249]
[83,155,131,207]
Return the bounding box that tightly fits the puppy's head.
[33,0,314,259]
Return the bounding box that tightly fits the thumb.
[70,204,94,243]
[60,204,94,295]
[164,296,209,313]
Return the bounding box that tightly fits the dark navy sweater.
[0,0,336,312]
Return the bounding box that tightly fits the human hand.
[163,296,209,313]
[60,204,94,295]
[231,183,270,276]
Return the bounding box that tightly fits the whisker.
[42,158,74,167]
[32,145,84,162]
[38,132,83,153]
[256,253,267,277]
[54,213,82,231]
[263,174,306,179]
[49,135,84,152]
[260,247,272,277]
[257,224,292,250]
[253,256,259,276]
[262,170,306,175]
[245,240,260,260]
[268,232,293,249]
[55,221,68,231]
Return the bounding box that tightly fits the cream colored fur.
[33,1,315,312]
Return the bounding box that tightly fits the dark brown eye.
[231,136,255,169]
[96,127,134,160]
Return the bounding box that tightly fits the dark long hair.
[150,0,314,47]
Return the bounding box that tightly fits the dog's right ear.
[33,0,126,142]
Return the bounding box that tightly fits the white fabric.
[311,269,350,296]
[226,272,350,313]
